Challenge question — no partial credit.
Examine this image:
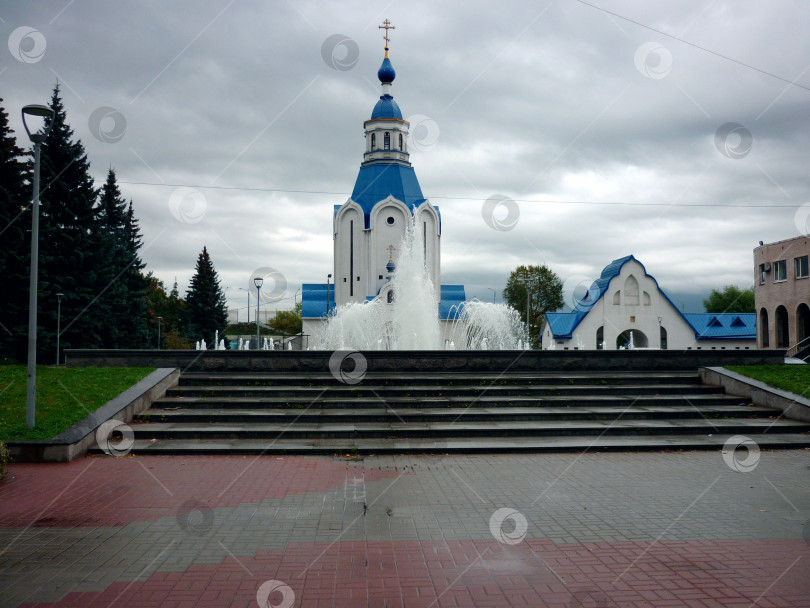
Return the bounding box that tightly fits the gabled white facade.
[541,258,757,350]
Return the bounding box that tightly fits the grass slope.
[726,365,810,398]
[0,366,154,441]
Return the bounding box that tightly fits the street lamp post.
[487,288,496,303]
[157,316,162,349]
[326,274,332,316]
[22,103,54,429]
[55,293,63,365]
[254,277,263,349]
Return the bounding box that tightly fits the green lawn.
[0,366,154,441]
[726,365,810,398]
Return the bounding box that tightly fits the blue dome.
[377,56,396,83]
[371,94,402,119]
[386,259,396,273]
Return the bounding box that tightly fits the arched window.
[384,132,390,150]
[612,291,621,305]
[660,326,667,350]
[371,133,376,149]
[399,133,403,150]
[387,289,394,303]
[643,291,651,306]
[624,275,639,305]
[775,305,789,348]
[760,308,769,348]
[596,326,604,350]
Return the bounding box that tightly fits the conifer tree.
[38,85,106,356]
[97,169,148,347]
[184,247,228,347]
[0,99,32,360]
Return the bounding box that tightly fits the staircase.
[104,370,810,454]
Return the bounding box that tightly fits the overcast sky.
[3,1,809,316]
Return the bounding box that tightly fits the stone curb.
[6,367,179,462]
[700,366,810,423]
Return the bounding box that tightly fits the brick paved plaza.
[0,450,808,607]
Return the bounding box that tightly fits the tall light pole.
[326,274,332,316]
[487,288,496,303]
[22,103,54,429]
[239,287,250,323]
[55,292,63,365]
[157,316,162,349]
[254,277,263,349]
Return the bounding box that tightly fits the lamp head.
[253,277,263,289]
[21,104,54,144]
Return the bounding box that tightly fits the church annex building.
[541,256,757,350]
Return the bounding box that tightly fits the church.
[302,22,466,341]
[541,255,757,350]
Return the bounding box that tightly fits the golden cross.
[379,19,395,54]
[387,244,396,260]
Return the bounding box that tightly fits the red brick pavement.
[14,538,809,608]
[0,456,401,527]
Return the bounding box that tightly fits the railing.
[785,334,810,359]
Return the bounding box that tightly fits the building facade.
[541,256,756,350]
[754,236,810,349]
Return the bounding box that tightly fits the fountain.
[314,216,524,350]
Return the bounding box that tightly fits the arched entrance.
[616,329,649,349]
[775,305,789,348]
[660,326,668,350]
[596,326,604,350]
[797,303,810,342]
[760,308,769,347]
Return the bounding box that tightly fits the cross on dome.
[379,19,395,57]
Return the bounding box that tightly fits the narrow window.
[349,220,354,297]
[384,132,390,150]
[796,255,808,279]
[399,133,403,150]
[774,259,787,281]
[371,133,376,149]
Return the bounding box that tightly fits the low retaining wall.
[700,366,810,423]
[6,368,178,462]
[65,349,785,372]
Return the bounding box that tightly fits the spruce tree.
[184,247,228,348]
[38,85,106,356]
[97,169,148,347]
[0,99,32,360]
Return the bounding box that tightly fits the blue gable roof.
[682,313,756,340]
[348,163,427,228]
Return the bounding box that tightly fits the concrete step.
[165,383,723,398]
[139,404,774,424]
[176,371,704,387]
[101,433,810,455]
[153,394,744,409]
[127,418,810,440]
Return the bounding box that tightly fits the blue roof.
[301,283,335,319]
[439,285,466,320]
[302,283,466,320]
[371,94,402,119]
[682,313,756,340]
[348,163,427,228]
